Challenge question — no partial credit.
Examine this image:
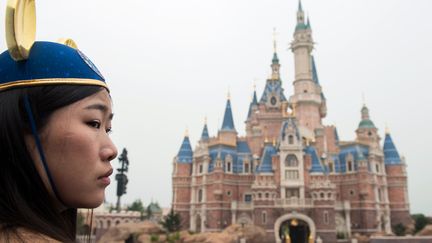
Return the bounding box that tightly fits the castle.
[172,2,411,242]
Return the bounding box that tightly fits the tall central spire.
[271,28,280,80]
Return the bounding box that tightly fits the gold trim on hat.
[0,78,108,91]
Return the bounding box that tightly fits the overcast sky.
[1,0,431,215]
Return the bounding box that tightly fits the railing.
[274,198,313,208]
[231,201,254,210]
[76,235,96,243]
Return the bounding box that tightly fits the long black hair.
[0,85,104,242]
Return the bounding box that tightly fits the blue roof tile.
[383,133,402,165]
[256,145,276,173]
[177,136,193,163]
[221,99,236,131]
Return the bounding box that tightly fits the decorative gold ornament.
[57,38,78,49]
[290,218,298,226]
[6,0,36,61]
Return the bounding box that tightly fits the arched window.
[262,211,267,224]
[285,155,298,167]
[288,135,294,144]
[198,189,203,202]
[227,162,232,172]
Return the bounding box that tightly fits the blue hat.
[0,41,107,92]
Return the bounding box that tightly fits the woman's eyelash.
[87,120,101,129]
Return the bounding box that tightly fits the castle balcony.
[274,198,313,208]
[231,201,254,211]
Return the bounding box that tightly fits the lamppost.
[115,148,129,211]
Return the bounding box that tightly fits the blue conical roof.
[247,90,258,119]
[305,146,324,173]
[201,124,209,141]
[298,0,303,12]
[221,99,236,131]
[256,145,276,173]
[311,56,319,84]
[177,136,193,163]
[383,133,401,165]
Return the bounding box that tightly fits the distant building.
[171,1,411,243]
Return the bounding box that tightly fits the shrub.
[393,223,406,236]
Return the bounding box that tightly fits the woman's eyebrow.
[85,104,114,120]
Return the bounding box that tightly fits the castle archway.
[274,213,316,243]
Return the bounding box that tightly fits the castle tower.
[172,131,193,228]
[289,1,326,132]
[355,105,380,147]
[245,43,288,155]
[383,129,411,229]
[278,117,306,199]
[218,95,237,146]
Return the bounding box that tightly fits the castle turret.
[218,95,237,146]
[355,105,380,146]
[172,131,193,228]
[383,129,411,229]
[289,3,326,132]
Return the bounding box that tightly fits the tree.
[160,209,181,233]
[128,199,145,220]
[412,214,429,233]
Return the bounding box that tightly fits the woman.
[0,2,117,242]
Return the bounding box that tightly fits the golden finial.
[264,137,269,143]
[57,38,78,49]
[6,0,37,61]
[282,102,288,117]
[185,127,189,137]
[385,123,390,134]
[362,92,366,106]
[292,103,297,117]
[272,138,276,146]
[204,116,208,125]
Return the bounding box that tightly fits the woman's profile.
[0,0,117,242]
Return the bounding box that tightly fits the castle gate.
[274,213,316,243]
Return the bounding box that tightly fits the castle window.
[347,160,353,172]
[320,192,325,199]
[262,211,267,224]
[328,161,334,173]
[285,170,299,180]
[244,194,252,202]
[288,135,294,144]
[328,192,332,199]
[198,189,203,202]
[324,211,329,225]
[350,190,355,196]
[199,164,203,174]
[285,155,299,167]
[286,188,299,198]
[265,192,269,198]
[227,190,232,197]
[258,193,262,199]
[375,163,380,173]
[244,162,250,173]
[227,162,232,172]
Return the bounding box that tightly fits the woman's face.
[28,89,118,208]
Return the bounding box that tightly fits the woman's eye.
[106,127,113,134]
[87,121,101,129]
